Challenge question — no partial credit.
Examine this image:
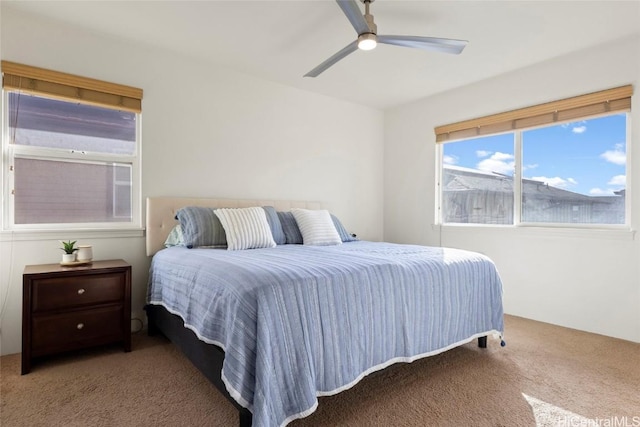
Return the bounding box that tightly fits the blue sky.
[443,114,627,196]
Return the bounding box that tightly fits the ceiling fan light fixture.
[357,33,377,50]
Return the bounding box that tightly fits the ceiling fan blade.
[304,41,359,78]
[336,0,370,35]
[378,35,468,55]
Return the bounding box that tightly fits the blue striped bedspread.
[147,241,504,427]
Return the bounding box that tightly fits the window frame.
[436,112,631,230]
[1,90,143,231]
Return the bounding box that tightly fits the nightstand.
[22,259,131,374]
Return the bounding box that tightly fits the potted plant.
[60,240,78,263]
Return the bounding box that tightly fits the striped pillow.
[263,206,286,245]
[214,207,277,251]
[175,206,227,248]
[331,214,357,242]
[291,209,342,246]
[277,211,304,244]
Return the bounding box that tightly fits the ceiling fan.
[304,0,468,78]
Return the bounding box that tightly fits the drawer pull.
[77,288,85,295]
[77,323,84,330]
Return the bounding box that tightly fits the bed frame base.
[145,304,253,427]
[146,303,488,427]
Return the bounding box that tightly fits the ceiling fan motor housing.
[362,0,377,34]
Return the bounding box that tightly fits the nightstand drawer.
[31,305,124,355]
[32,273,125,312]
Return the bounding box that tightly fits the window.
[2,61,143,229]
[436,86,631,227]
[442,133,515,224]
[521,115,626,225]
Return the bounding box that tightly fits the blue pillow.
[331,214,357,242]
[277,211,303,244]
[175,206,227,248]
[277,210,357,244]
[263,206,286,245]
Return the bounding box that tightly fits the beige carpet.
[1,315,639,427]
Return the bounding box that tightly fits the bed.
[144,197,504,427]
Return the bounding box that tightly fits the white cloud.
[523,163,538,171]
[443,155,458,165]
[491,152,513,161]
[600,144,626,165]
[560,120,587,133]
[572,126,587,134]
[589,188,615,196]
[531,176,577,188]
[476,150,491,158]
[589,175,624,195]
[562,120,586,129]
[607,175,626,186]
[476,152,514,174]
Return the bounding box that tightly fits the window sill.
[432,224,636,241]
[0,228,145,242]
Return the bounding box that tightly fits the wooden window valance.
[434,85,632,143]
[1,60,143,113]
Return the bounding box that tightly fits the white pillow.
[164,224,184,247]
[214,207,276,251]
[291,209,342,246]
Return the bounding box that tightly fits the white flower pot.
[62,253,77,263]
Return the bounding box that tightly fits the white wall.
[0,7,384,355]
[385,35,640,343]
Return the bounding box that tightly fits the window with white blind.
[436,86,631,227]
[1,61,143,229]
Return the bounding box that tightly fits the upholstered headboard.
[146,197,322,256]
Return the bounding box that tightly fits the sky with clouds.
[443,113,627,196]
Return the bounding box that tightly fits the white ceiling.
[4,1,640,109]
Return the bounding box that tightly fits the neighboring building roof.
[443,165,622,204]
[443,166,512,193]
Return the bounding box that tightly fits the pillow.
[175,206,227,249]
[164,224,185,247]
[262,206,286,245]
[291,208,342,246]
[277,211,303,244]
[331,214,357,242]
[214,207,277,251]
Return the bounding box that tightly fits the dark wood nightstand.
[22,259,131,374]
